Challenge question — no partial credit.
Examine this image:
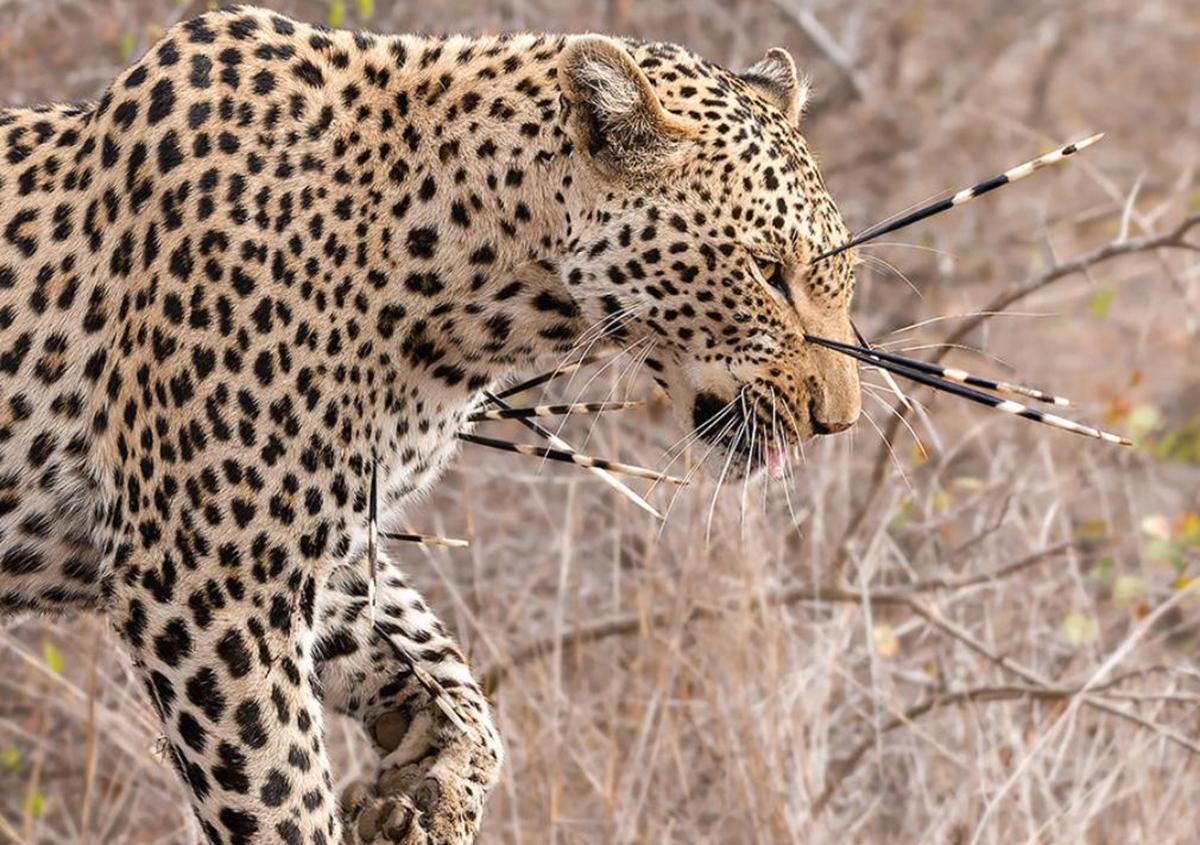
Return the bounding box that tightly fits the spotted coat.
[0,6,859,844]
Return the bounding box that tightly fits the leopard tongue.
[765,446,788,481]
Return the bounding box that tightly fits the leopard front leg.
[110,546,344,845]
[315,554,503,845]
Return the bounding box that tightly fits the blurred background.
[1,0,1198,842]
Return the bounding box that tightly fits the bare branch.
[480,542,1077,690]
[811,596,1200,815]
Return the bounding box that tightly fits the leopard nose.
[811,417,854,435]
[807,396,857,436]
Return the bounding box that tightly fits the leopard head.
[557,36,860,479]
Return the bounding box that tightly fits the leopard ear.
[741,48,809,123]
[557,35,696,179]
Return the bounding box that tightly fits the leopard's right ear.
[557,36,696,180]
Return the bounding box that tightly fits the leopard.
[0,5,861,843]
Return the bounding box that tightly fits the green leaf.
[1143,538,1186,573]
[1144,537,1178,562]
[357,0,375,19]
[1153,416,1200,464]
[1090,286,1115,319]
[43,639,63,674]
[1089,555,1115,583]
[2,747,20,770]
[118,31,137,61]
[23,789,45,817]
[329,0,346,27]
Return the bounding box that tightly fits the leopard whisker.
[853,241,959,260]
[539,334,652,445]
[492,354,609,400]
[658,389,742,468]
[852,319,911,411]
[886,310,1056,337]
[558,299,649,362]
[862,380,942,453]
[705,414,749,544]
[875,339,1014,373]
[861,253,923,299]
[657,393,745,522]
[563,334,654,453]
[546,300,651,394]
[495,303,647,406]
[859,393,917,493]
[659,411,741,531]
[815,134,1103,261]
[739,396,759,532]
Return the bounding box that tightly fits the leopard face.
[556,38,861,479]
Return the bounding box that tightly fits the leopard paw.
[341,757,480,845]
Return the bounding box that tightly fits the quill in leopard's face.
[558,37,860,479]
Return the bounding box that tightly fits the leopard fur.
[0,6,859,843]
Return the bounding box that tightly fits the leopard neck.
[331,32,597,384]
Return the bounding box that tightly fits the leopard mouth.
[690,389,803,479]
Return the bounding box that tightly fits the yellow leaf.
[43,639,64,674]
[329,0,346,27]
[2,747,19,769]
[910,440,928,465]
[872,624,899,658]
[1180,513,1200,544]
[1075,518,1109,540]
[357,0,375,18]
[1174,575,1194,591]
[932,489,952,513]
[1113,575,1144,610]
[1060,612,1097,647]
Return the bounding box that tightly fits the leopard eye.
[754,257,789,297]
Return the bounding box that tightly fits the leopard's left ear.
[741,48,809,123]
[557,35,697,180]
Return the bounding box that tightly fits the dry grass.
[2,0,1199,842]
